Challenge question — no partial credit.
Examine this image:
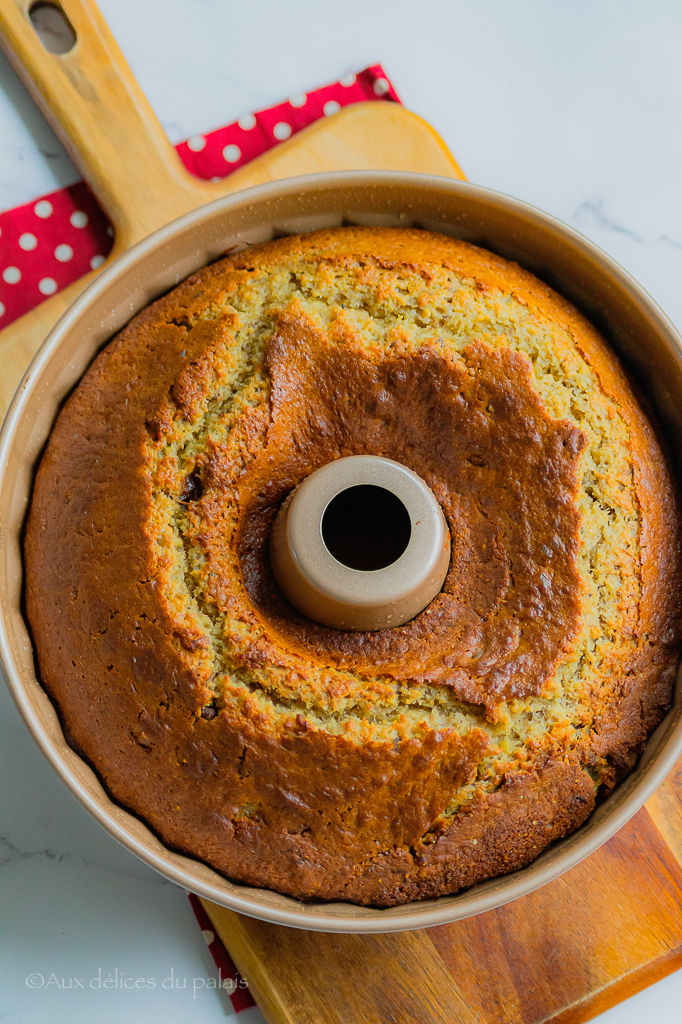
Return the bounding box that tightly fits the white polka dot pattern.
[0,65,398,328]
[39,277,57,295]
[187,891,254,1013]
[54,244,73,262]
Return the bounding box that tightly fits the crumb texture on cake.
[25,227,682,906]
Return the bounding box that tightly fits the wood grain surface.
[203,795,682,1024]
[3,2,682,1023]
[0,0,463,413]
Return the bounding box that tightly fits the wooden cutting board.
[203,779,682,1023]
[2,2,682,1023]
[0,0,463,410]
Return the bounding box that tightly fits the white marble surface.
[2,1,682,1021]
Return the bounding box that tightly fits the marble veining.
[2,1,682,1021]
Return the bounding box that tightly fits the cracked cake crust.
[24,227,682,905]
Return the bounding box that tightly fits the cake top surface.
[24,226,682,905]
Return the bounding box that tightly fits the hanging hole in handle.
[29,2,77,55]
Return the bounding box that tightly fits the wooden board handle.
[0,100,465,415]
[0,0,213,243]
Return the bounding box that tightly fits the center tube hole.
[321,484,412,572]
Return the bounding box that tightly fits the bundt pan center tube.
[269,455,451,631]
[2,172,682,933]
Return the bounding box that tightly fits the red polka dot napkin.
[187,893,255,1014]
[0,64,400,330]
[0,60,399,1016]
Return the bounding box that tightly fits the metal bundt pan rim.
[2,170,682,933]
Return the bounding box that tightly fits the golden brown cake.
[24,227,682,906]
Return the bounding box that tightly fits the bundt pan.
[2,171,682,933]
